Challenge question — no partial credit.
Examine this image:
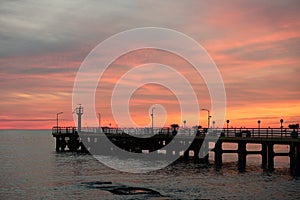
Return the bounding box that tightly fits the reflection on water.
[0,130,299,199]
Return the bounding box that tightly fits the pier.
[52,126,87,152]
[52,126,300,176]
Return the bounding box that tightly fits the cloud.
[0,0,299,128]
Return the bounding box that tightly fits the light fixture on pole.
[98,113,101,128]
[183,120,186,129]
[151,107,155,133]
[226,119,230,135]
[201,109,211,128]
[258,120,261,136]
[280,119,284,133]
[56,112,63,132]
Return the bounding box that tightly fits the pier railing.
[80,127,195,136]
[52,126,77,135]
[54,126,299,140]
[78,127,299,139]
[216,127,299,139]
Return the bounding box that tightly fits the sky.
[0,0,300,129]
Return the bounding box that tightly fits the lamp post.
[98,113,101,128]
[258,120,261,136]
[151,107,155,133]
[280,119,284,134]
[201,109,211,129]
[212,121,215,129]
[56,112,63,133]
[183,120,186,129]
[226,120,230,135]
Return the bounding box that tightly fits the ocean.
[0,130,299,200]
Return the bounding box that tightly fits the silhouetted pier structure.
[52,126,87,152]
[52,126,300,176]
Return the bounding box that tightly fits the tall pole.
[280,119,284,134]
[56,112,63,132]
[151,107,155,133]
[258,120,261,136]
[201,109,211,128]
[98,113,101,128]
[75,104,83,132]
[226,119,230,136]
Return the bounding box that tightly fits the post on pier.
[261,142,268,170]
[183,149,189,160]
[214,141,223,170]
[203,140,209,164]
[294,143,300,176]
[193,140,200,161]
[238,141,247,172]
[267,143,274,172]
[289,143,295,174]
[198,140,209,164]
[56,137,60,152]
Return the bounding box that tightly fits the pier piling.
[238,142,247,172]
[261,143,268,170]
[267,143,274,172]
[214,141,223,169]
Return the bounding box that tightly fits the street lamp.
[56,112,63,133]
[201,109,211,128]
[212,121,216,129]
[183,120,186,129]
[98,113,101,128]
[226,120,230,135]
[151,107,155,133]
[258,120,261,136]
[280,119,284,133]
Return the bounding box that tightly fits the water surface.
[0,130,299,199]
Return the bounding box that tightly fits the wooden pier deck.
[52,126,300,176]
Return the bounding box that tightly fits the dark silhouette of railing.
[52,126,299,140]
[215,127,298,139]
[52,126,77,135]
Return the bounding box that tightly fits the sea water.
[0,130,299,199]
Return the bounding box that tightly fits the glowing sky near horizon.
[0,0,300,129]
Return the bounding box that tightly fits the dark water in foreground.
[0,130,299,200]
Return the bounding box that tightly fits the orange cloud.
[1,1,300,129]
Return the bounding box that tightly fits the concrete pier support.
[194,148,200,161]
[238,142,247,172]
[289,143,300,176]
[183,150,189,160]
[214,141,222,169]
[55,137,60,152]
[197,140,209,163]
[267,143,274,172]
[56,137,66,152]
[191,139,200,161]
[289,143,295,174]
[261,143,268,170]
[203,141,209,163]
[294,144,300,176]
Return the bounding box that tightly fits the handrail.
[216,127,298,139]
[52,126,77,135]
[52,126,299,139]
